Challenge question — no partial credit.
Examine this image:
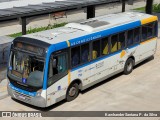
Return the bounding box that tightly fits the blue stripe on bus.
[43,44,56,90]
[10,83,37,97]
[71,43,139,72]
[42,21,141,89]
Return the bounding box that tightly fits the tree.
[145,0,153,14]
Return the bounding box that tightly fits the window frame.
[153,21,158,37]
[101,36,110,56]
[47,48,69,87]
[133,27,141,44]
[70,41,91,69]
[118,31,126,50]
[141,21,156,42]
[126,29,134,47]
[71,45,81,68]
[110,33,119,53]
[91,38,102,60]
[81,42,90,64]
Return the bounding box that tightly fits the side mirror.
[52,59,57,68]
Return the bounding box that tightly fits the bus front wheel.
[124,58,134,75]
[66,83,79,102]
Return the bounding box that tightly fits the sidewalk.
[0,78,8,100]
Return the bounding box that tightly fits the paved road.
[0,38,160,120]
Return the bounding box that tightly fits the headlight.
[36,89,42,96]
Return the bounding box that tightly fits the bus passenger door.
[46,49,69,106]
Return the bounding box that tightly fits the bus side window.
[134,27,140,43]
[101,37,109,55]
[111,34,118,52]
[147,23,154,38]
[118,32,125,49]
[142,22,155,41]
[48,52,68,86]
[81,43,90,63]
[92,40,100,59]
[127,30,134,46]
[71,46,80,67]
[49,53,68,76]
[142,25,148,41]
[154,21,158,37]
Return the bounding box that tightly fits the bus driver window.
[48,53,68,80]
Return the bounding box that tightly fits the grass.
[9,22,67,38]
[134,7,145,11]
[134,3,160,13]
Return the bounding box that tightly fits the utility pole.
[122,0,126,12]
[87,5,95,19]
[145,0,153,14]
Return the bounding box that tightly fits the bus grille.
[13,90,32,103]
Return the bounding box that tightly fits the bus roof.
[23,12,157,48]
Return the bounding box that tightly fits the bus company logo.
[58,86,61,91]
[9,66,12,70]
[2,112,12,117]
[22,78,27,84]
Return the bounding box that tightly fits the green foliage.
[134,3,160,13]
[9,22,67,38]
[134,7,145,11]
[153,3,160,12]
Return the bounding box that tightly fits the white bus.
[7,12,158,107]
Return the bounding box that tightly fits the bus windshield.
[9,50,44,87]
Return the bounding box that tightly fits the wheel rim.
[127,62,132,72]
[69,86,76,97]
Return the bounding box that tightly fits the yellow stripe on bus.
[140,37,157,45]
[68,70,71,85]
[66,40,70,47]
[120,50,126,58]
[141,16,158,25]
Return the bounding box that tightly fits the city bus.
[7,12,158,107]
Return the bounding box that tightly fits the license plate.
[18,95,25,100]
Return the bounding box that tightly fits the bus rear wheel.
[124,58,134,75]
[66,83,79,102]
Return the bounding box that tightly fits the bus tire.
[66,83,79,102]
[124,58,134,75]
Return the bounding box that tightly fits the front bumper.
[7,83,46,108]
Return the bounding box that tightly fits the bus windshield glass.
[9,50,44,87]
